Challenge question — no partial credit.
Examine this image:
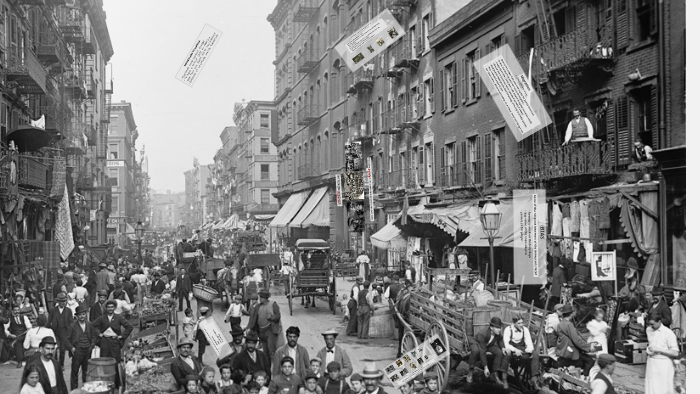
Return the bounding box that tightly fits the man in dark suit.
[272,326,310,379]
[85,264,98,305]
[90,290,108,321]
[47,292,73,368]
[465,317,510,388]
[555,304,596,376]
[230,332,271,381]
[68,304,97,389]
[171,337,204,389]
[245,290,281,360]
[95,263,110,293]
[176,267,193,311]
[647,286,673,327]
[216,325,245,368]
[358,362,387,394]
[150,272,167,295]
[316,329,352,378]
[22,336,68,394]
[121,277,136,304]
[91,299,133,362]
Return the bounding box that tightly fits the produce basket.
[193,284,218,301]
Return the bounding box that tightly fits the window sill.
[465,99,478,107]
[422,49,431,57]
[626,38,657,55]
[443,108,455,116]
[423,113,432,120]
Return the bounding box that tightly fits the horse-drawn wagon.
[288,239,336,316]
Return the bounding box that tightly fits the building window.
[635,0,657,41]
[494,130,506,181]
[109,169,118,186]
[424,78,434,114]
[260,113,269,128]
[425,142,434,185]
[261,164,270,180]
[519,25,536,56]
[409,25,417,58]
[441,62,456,110]
[465,49,481,101]
[468,135,481,184]
[261,189,270,204]
[260,137,270,153]
[109,144,118,159]
[421,13,433,52]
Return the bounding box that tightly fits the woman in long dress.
[645,313,679,394]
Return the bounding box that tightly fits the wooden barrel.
[87,357,117,383]
[504,305,528,324]
[472,306,499,335]
[487,300,511,320]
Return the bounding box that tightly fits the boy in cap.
[195,306,211,360]
[298,369,320,394]
[268,356,302,394]
[589,353,616,394]
[317,361,349,394]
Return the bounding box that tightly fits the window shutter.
[616,0,629,49]
[566,6,577,33]
[616,95,630,165]
[452,63,458,107]
[461,141,467,163]
[651,84,658,149]
[440,69,445,111]
[417,85,424,118]
[419,146,425,183]
[461,57,467,103]
[606,99,616,163]
[649,0,658,36]
[475,48,482,97]
[440,146,445,186]
[484,134,492,184]
[475,135,482,184]
[430,78,435,113]
[416,17,422,53]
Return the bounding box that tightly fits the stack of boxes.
[615,321,648,364]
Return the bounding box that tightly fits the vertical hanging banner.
[513,190,547,285]
[335,175,343,206]
[334,9,406,72]
[57,184,75,261]
[197,316,233,359]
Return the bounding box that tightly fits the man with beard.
[68,304,97,389]
[151,272,167,295]
[272,326,310,378]
[6,304,31,368]
[92,300,133,362]
[23,336,68,394]
[171,337,204,389]
[230,332,271,382]
[246,290,281,360]
[90,290,108,321]
[358,363,386,394]
[645,287,672,327]
[47,292,73,369]
[316,329,352,378]
[216,325,245,368]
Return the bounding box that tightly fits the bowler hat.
[359,362,383,379]
[177,337,194,348]
[258,290,271,299]
[489,317,503,327]
[75,304,89,315]
[97,290,108,297]
[561,303,574,315]
[55,292,67,302]
[99,263,107,268]
[651,286,665,296]
[39,336,57,347]
[245,332,259,342]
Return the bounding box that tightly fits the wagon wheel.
[288,274,294,316]
[329,276,336,314]
[401,331,419,354]
[427,321,451,393]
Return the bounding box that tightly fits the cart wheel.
[427,321,451,393]
[288,274,293,316]
[401,331,418,354]
[329,277,336,314]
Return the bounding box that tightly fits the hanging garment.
[551,203,563,238]
[569,200,580,233]
[562,203,571,218]
[599,197,611,229]
[579,200,590,239]
[561,217,572,256]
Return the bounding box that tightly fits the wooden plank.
[426,268,473,275]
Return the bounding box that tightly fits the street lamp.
[479,198,502,290]
[135,220,145,265]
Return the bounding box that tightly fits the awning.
[213,217,228,229]
[254,214,276,221]
[411,202,472,236]
[7,125,56,152]
[269,191,309,227]
[290,187,329,228]
[458,202,515,248]
[300,188,330,227]
[370,222,407,250]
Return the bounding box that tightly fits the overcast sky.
[103,0,277,193]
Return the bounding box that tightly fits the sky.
[103,0,277,193]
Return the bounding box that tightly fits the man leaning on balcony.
[562,109,595,146]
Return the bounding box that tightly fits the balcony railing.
[383,168,416,190]
[5,50,47,94]
[86,125,97,146]
[36,28,69,67]
[40,105,65,132]
[298,164,319,179]
[64,70,87,99]
[439,163,481,188]
[296,47,320,74]
[57,6,86,43]
[515,140,612,182]
[517,25,614,82]
[292,0,319,22]
[297,105,320,126]
[18,157,48,190]
[346,67,375,95]
[349,120,371,140]
[381,102,416,133]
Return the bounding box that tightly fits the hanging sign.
[335,174,343,206]
[591,251,617,281]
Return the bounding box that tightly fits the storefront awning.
[371,222,407,250]
[255,214,277,221]
[269,191,309,227]
[290,187,329,228]
[300,188,330,227]
[411,202,472,236]
[458,202,515,248]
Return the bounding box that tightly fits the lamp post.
[480,199,502,291]
[135,220,145,265]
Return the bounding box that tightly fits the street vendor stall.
[122,323,180,394]
[140,295,178,330]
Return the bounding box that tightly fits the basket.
[193,284,218,301]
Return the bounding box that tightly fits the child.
[341,294,350,323]
[371,283,380,304]
[244,381,261,394]
[268,357,301,394]
[398,380,414,394]
[218,365,235,391]
[418,373,438,394]
[586,308,609,354]
[195,307,211,360]
[125,348,158,376]
[185,375,202,394]
[317,361,349,394]
[254,371,269,394]
[298,370,319,394]
[224,295,248,335]
[348,374,365,394]
[200,366,217,394]
[309,358,323,380]
[183,308,195,339]
[20,365,44,394]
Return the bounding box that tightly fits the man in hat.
[91,299,133,362]
[272,326,310,378]
[85,264,98,305]
[231,332,271,380]
[383,275,402,304]
[465,317,510,388]
[90,290,108,321]
[171,337,204,389]
[246,289,281,360]
[317,329,352,378]
[150,271,167,295]
[52,276,67,299]
[357,280,375,340]
[590,353,617,394]
[47,292,73,369]
[107,264,117,286]
[95,263,110,293]
[176,267,193,312]
[346,276,362,336]
[24,336,68,394]
[358,362,386,394]
[68,303,97,389]
[216,325,245,368]
[6,303,31,368]
[644,312,679,394]
[555,303,596,376]
[195,306,211,360]
[646,287,672,327]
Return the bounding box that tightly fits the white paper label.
[176,24,222,86]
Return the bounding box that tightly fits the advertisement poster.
[197,316,233,359]
[513,190,547,285]
[334,9,405,72]
[382,335,448,388]
[591,251,616,281]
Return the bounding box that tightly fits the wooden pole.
[505,274,511,302]
[520,275,525,302]
[496,269,501,297]
[527,302,534,328]
[533,291,552,357]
